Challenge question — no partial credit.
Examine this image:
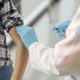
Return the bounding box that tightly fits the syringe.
[45,21,66,36]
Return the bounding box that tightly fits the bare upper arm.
[9,26,23,46]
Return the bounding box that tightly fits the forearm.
[11,45,29,80]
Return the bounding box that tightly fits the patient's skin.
[9,26,29,80]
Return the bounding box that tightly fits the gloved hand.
[52,19,72,38]
[16,25,38,50]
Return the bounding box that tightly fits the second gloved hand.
[16,25,38,50]
[52,19,72,39]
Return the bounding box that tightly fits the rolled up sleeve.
[0,0,23,32]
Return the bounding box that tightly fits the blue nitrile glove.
[16,25,38,50]
[52,19,72,38]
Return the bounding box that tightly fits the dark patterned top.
[0,0,23,68]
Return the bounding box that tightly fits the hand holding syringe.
[45,21,66,36]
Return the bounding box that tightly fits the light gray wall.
[21,0,43,19]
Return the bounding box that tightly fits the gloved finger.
[16,29,23,35]
[16,27,20,31]
[59,35,66,39]
[54,30,59,33]
[16,27,20,32]
[57,32,63,36]
[16,27,24,33]
[54,24,60,29]
[16,25,30,31]
[16,30,23,37]
[52,27,56,31]
[57,32,66,38]
[16,25,24,30]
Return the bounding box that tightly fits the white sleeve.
[29,6,80,76]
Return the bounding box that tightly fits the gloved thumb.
[52,27,56,31]
[16,29,23,37]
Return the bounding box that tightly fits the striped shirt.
[0,0,23,68]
